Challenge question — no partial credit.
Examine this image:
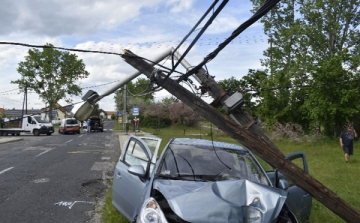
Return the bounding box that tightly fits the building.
[100,111,117,120]
[1,108,58,121]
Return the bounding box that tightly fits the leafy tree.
[169,101,198,126]
[250,0,360,136]
[114,77,154,113]
[12,43,89,121]
[89,103,101,117]
[299,0,360,136]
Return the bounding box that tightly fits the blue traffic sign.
[132,106,140,116]
[117,111,122,116]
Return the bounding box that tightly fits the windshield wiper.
[157,174,212,182]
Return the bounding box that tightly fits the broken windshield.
[157,143,269,185]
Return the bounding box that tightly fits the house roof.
[105,111,117,116]
[0,108,4,114]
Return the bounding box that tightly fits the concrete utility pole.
[120,49,360,223]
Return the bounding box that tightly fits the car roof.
[170,138,247,151]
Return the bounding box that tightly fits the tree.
[169,101,198,126]
[250,0,360,136]
[12,43,89,121]
[114,77,154,113]
[299,0,360,136]
[89,103,101,117]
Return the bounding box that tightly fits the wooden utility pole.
[120,49,360,223]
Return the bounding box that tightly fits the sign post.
[132,107,140,134]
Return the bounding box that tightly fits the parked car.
[112,136,312,223]
[89,116,103,132]
[58,118,80,134]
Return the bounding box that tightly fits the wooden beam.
[120,49,360,223]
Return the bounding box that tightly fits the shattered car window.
[157,144,270,185]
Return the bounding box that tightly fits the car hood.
[153,179,287,223]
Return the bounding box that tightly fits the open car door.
[267,152,312,223]
[112,135,161,222]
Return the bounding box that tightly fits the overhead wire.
[178,0,281,82]
[0,1,279,110]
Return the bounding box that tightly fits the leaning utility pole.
[120,49,360,223]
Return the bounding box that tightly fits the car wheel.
[77,131,80,134]
[33,129,40,136]
[46,133,52,136]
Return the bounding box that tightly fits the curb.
[0,137,23,144]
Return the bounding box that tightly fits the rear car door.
[112,136,161,221]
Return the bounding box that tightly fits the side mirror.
[278,179,289,190]
[128,165,146,178]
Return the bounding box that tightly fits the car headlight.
[136,197,167,223]
[242,206,262,223]
[242,197,263,223]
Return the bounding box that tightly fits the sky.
[0,0,270,112]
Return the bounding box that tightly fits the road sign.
[132,106,139,116]
[117,111,122,116]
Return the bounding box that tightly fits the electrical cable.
[178,0,281,82]
[160,0,230,86]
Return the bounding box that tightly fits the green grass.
[103,122,360,223]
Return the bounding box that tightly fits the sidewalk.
[0,137,23,144]
[118,130,155,146]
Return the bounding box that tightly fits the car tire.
[46,133,52,136]
[33,129,40,136]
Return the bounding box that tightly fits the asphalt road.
[0,120,121,223]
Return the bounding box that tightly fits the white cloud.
[0,0,269,112]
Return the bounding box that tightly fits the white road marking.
[0,167,14,175]
[78,134,84,138]
[54,201,94,209]
[64,139,73,144]
[35,149,53,157]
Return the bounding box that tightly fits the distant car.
[89,116,103,132]
[112,136,312,223]
[58,118,80,134]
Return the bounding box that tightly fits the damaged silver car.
[112,136,312,223]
